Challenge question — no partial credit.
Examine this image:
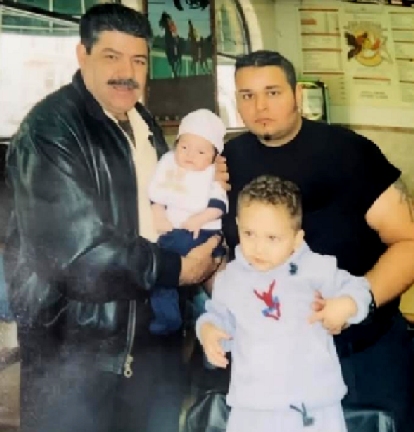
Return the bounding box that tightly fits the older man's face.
[77,30,148,120]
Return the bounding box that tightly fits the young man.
[4,4,220,432]
[211,50,414,432]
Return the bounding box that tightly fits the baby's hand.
[181,215,204,239]
[154,215,173,234]
[199,322,231,368]
[309,296,356,335]
[151,204,173,235]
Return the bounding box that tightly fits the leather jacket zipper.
[123,299,136,378]
[116,121,137,378]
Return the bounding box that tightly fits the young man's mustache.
[107,79,139,90]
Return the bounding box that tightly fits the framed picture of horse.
[145,0,217,125]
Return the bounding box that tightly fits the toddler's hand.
[199,322,231,368]
[309,296,356,335]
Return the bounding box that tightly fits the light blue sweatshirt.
[196,242,371,411]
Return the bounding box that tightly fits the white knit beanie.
[177,109,226,153]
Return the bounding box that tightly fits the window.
[0,2,80,137]
[9,0,101,16]
[0,0,260,134]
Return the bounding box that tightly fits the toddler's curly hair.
[237,175,302,230]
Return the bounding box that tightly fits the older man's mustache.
[107,78,139,90]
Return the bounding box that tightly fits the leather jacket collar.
[71,70,157,134]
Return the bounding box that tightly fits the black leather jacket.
[4,71,181,375]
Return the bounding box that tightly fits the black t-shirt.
[223,119,401,350]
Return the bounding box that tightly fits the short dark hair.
[80,3,153,54]
[235,50,297,92]
[237,175,302,230]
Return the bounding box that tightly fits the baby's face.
[237,201,304,272]
[175,133,216,171]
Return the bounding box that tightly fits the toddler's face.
[175,134,216,171]
[237,201,304,272]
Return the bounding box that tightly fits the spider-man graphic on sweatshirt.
[196,242,371,412]
[254,280,281,320]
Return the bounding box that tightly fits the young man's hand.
[309,295,356,335]
[214,155,230,191]
[179,235,222,286]
[199,322,231,368]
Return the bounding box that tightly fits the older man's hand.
[179,235,222,285]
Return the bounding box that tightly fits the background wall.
[272,0,414,127]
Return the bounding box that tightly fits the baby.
[148,108,227,335]
[197,175,373,432]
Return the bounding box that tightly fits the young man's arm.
[309,256,372,334]
[365,178,414,306]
